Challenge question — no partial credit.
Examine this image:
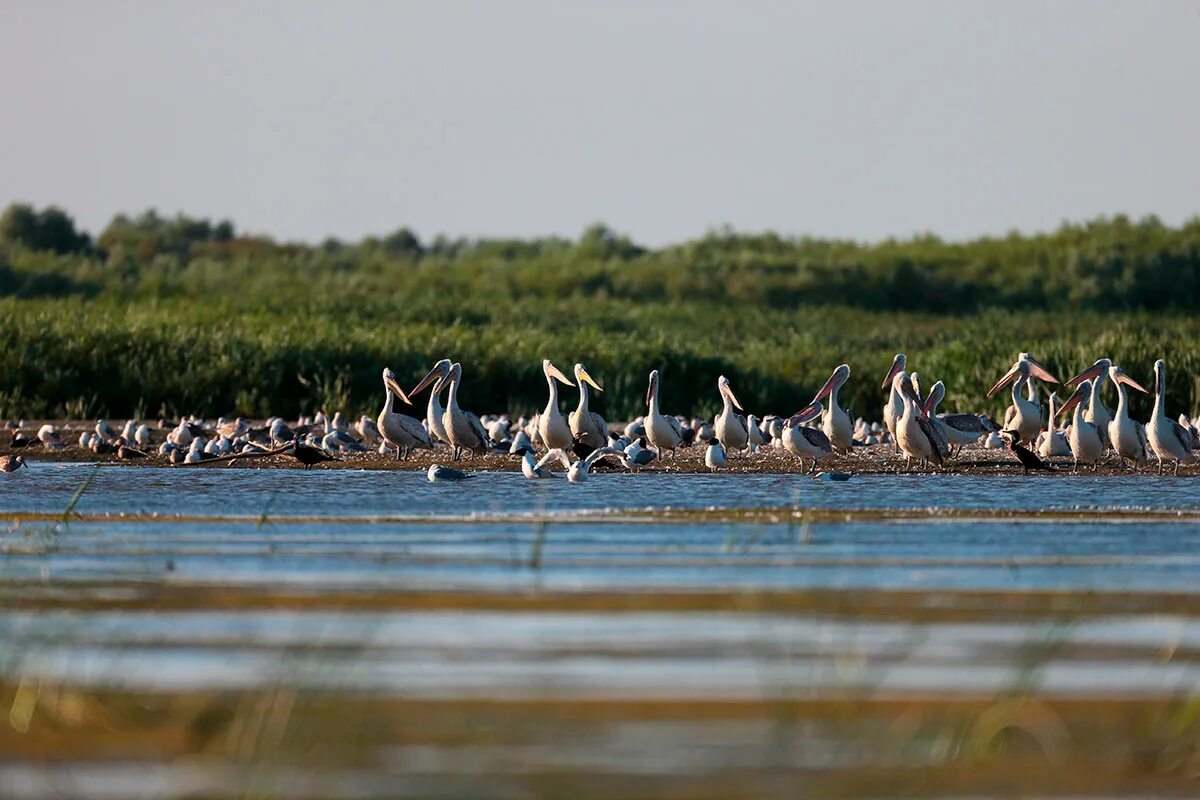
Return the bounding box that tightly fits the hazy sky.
[2,1,1198,245]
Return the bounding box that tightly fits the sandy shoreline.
[4,420,1195,477]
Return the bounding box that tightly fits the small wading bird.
[1000,430,1055,474]
[289,438,338,470]
[0,455,27,472]
[704,437,727,471]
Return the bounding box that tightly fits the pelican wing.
[1171,420,1194,454]
[1135,421,1150,460]
[465,411,489,449]
[939,413,989,434]
[799,427,832,453]
[396,413,432,447]
[916,416,946,465]
[589,412,609,441]
[536,449,572,471]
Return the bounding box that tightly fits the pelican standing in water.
[881,354,906,453]
[1065,358,1113,447]
[409,359,453,445]
[440,362,490,460]
[1058,381,1103,471]
[895,372,944,471]
[645,370,683,457]
[781,400,832,474]
[1147,359,1194,475]
[537,360,576,451]
[713,375,748,453]
[378,367,432,460]
[567,363,608,448]
[987,354,1059,445]
[1107,364,1150,470]
[814,364,852,453]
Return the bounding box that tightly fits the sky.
[2,1,1198,246]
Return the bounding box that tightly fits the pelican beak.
[986,363,1021,398]
[921,393,937,417]
[385,376,414,406]
[1058,384,1087,418]
[815,368,843,402]
[721,380,743,411]
[1065,362,1103,388]
[881,357,903,390]
[646,375,655,408]
[1115,370,1149,394]
[577,365,603,393]
[1025,357,1059,384]
[787,400,821,427]
[545,361,573,386]
[410,365,444,396]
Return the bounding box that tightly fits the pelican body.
[924,381,998,455]
[410,359,452,445]
[987,354,1059,445]
[1147,359,1194,475]
[538,360,575,451]
[378,367,432,460]
[1037,391,1071,460]
[895,372,944,470]
[781,400,832,474]
[645,370,683,457]
[568,363,608,448]
[1107,365,1150,470]
[881,354,907,454]
[713,375,748,452]
[816,364,853,453]
[1059,381,1102,471]
[441,362,490,460]
[1066,358,1113,447]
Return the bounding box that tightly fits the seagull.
[428,463,473,482]
[704,438,727,471]
[95,419,119,443]
[521,450,567,479]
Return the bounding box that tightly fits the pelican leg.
[1158,458,1164,475]
[1174,460,1181,477]
[1093,460,1099,473]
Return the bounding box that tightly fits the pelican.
[881,354,907,454]
[378,367,432,460]
[894,372,943,471]
[409,359,452,445]
[440,362,490,460]
[538,360,576,451]
[1147,359,1194,475]
[1065,358,1113,447]
[645,370,683,457]
[1106,364,1150,470]
[428,463,473,482]
[987,355,1058,445]
[781,400,833,474]
[1036,391,1072,459]
[814,364,852,454]
[704,438,727,470]
[923,381,998,456]
[1058,381,1102,471]
[713,375,748,452]
[568,363,608,448]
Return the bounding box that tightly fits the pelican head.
[1058,380,1091,418]
[922,380,945,415]
[1108,364,1148,394]
[447,362,462,385]
[1065,357,1111,388]
[409,359,452,397]
[717,375,743,410]
[1154,358,1166,394]
[815,364,850,403]
[899,374,929,417]
[543,359,573,386]
[988,353,1059,397]
[882,354,906,390]
[382,367,414,405]
[785,400,822,427]
[574,363,603,392]
[646,370,660,408]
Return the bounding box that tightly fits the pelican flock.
[3,352,1197,479]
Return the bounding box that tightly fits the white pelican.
[440,362,491,460]
[704,438,727,471]
[428,464,473,482]
[568,363,608,448]
[894,372,943,471]
[1065,358,1113,447]
[378,367,432,460]
[1036,392,1071,459]
[881,354,907,454]
[746,414,764,453]
[923,381,998,456]
[987,354,1058,445]
[1106,364,1150,470]
[645,370,683,457]
[1147,359,1194,475]
[1058,381,1103,471]
[814,364,853,453]
[537,360,576,451]
[713,376,748,452]
[781,400,833,474]
[409,359,453,445]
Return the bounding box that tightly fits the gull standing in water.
[1147,359,1194,475]
[537,360,576,452]
[378,367,432,460]
[568,363,608,448]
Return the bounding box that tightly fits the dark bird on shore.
[1000,429,1055,474]
[289,439,339,470]
[571,433,597,460]
[0,455,27,472]
[679,426,697,448]
[90,437,113,455]
[9,431,32,449]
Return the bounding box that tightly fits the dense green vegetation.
[1,203,1198,421]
